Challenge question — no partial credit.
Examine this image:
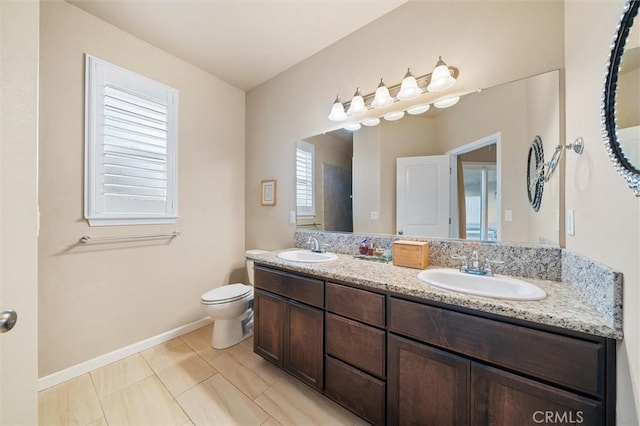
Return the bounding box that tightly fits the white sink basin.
[417,269,546,301]
[277,250,338,263]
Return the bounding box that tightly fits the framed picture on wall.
[261,180,277,206]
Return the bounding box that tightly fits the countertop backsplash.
[293,230,622,334]
[294,230,562,281]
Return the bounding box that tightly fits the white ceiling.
[68,0,408,91]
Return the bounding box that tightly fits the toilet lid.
[201,283,252,304]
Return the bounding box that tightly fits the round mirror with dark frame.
[527,136,544,212]
[603,0,640,195]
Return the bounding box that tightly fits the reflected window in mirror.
[296,141,315,217]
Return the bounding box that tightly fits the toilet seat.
[201,283,252,305]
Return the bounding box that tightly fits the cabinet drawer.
[326,313,385,377]
[326,282,385,327]
[325,356,385,426]
[389,297,604,397]
[254,266,324,308]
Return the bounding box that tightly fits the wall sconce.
[327,56,462,130]
[544,138,585,182]
[328,95,347,121]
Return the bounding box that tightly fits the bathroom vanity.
[250,249,619,426]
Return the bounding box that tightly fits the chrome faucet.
[308,236,325,253]
[452,251,503,276]
[470,250,480,269]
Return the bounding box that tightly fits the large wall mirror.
[296,70,562,246]
[603,0,640,195]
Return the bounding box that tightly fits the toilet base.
[210,309,253,349]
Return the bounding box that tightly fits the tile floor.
[38,324,366,425]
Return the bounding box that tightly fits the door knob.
[0,310,17,333]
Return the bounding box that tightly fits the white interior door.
[396,155,450,237]
[1,1,39,423]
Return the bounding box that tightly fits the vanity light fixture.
[407,104,430,115]
[328,95,347,121]
[396,68,422,101]
[344,122,362,131]
[383,111,405,121]
[427,56,457,92]
[362,117,381,126]
[371,79,394,109]
[327,57,459,121]
[347,88,367,116]
[434,96,460,109]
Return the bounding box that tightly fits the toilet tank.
[245,249,266,285]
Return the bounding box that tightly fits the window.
[296,141,315,217]
[84,55,178,226]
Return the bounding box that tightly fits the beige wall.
[246,0,564,250]
[1,0,39,422]
[38,1,246,376]
[565,1,639,423]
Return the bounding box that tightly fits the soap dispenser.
[359,239,369,255]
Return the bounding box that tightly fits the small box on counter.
[392,240,430,269]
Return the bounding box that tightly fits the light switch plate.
[289,211,296,224]
[567,209,575,236]
[370,211,379,220]
[504,210,513,222]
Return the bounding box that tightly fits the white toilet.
[200,250,265,349]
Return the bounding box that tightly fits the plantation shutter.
[296,141,315,217]
[85,55,178,226]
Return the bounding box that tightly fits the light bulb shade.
[328,96,347,121]
[427,57,456,92]
[347,88,367,116]
[362,117,380,126]
[372,80,394,109]
[434,96,460,109]
[396,69,421,101]
[383,111,405,121]
[407,104,430,115]
[344,122,361,131]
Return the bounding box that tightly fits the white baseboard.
[38,316,213,391]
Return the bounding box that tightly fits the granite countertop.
[248,249,621,340]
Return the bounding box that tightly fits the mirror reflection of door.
[396,155,450,237]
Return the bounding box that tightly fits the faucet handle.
[483,258,504,275]
[451,255,468,272]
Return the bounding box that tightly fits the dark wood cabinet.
[253,267,324,390]
[472,363,603,426]
[325,355,386,426]
[283,300,323,390]
[254,289,284,366]
[388,334,469,426]
[253,264,615,426]
[325,281,388,424]
[388,296,614,425]
[325,313,385,377]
